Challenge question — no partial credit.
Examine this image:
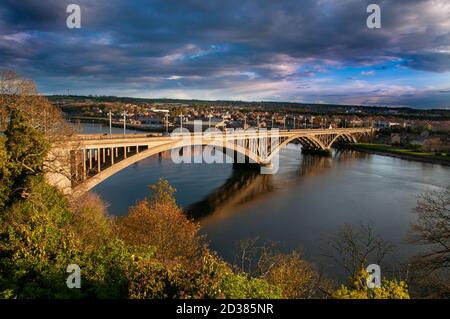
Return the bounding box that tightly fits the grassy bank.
[344,143,450,166]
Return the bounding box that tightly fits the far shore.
[341,143,450,166]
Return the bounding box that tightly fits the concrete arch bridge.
[46,128,373,197]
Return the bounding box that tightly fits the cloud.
[0,0,449,108]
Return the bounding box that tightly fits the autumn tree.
[115,179,206,266]
[0,70,75,141]
[235,238,326,298]
[0,70,78,188]
[69,193,114,251]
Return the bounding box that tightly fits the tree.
[0,136,12,209]
[235,238,326,298]
[0,175,134,299]
[0,108,51,209]
[264,251,321,299]
[115,179,206,265]
[0,70,78,186]
[0,70,75,141]
[69,193,114,251]
[409,187,450,297]
[320,224,394,278]
[332,267,410,299]
[0,176,81,298]
[127,251,282,299]
[410,188,450,273]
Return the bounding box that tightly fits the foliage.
[0,136,13,210]
[117,179,281,299]
[264,252,320,298]
[220,272,282,299]
[0,176,80,298]
[115,178,206,265]
[127,252,281,299]
[0,176,132,298]
[332,268,410,299]
[0,110,49,208]
[235,238,324,298]
[69,193,114,250]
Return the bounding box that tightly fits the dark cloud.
[402,52,450,72]
[0,0,449,108]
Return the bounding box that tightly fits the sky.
[0,0,449,109]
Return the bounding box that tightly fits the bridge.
[45,127,373,197]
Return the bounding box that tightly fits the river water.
[78,122,450,280]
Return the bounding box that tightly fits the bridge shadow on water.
[186,149,363,223]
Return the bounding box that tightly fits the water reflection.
[186,169,275,221]
[188,151,364,225]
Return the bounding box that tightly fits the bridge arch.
[72,139,263,196]
[266,132,359,162]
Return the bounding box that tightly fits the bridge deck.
[74,128,373,144]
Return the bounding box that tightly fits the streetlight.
[179,113,184,130]
[283,116,286,130]
[271,115,274,129]
[208,113,212,128]
[123,110,127,134]
[257,115,260,129]
[108,110,112,136]
[165,113,169,134]
[243,114,247,129]
[293,116,296,129]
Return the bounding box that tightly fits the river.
[78,122,450,280]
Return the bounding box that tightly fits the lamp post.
[165,113,169,134]
[179,113,184,130]
[222,114,226,131]
[123,110,127,135]
[293,116,296,129]
[271,115,274,129]
[108,110,112,136]
[208,113,212,128]
[257,115,260,129]
[243,114,247,129]
[283,116,286,130]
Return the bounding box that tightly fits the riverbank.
[342,143,450,166]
